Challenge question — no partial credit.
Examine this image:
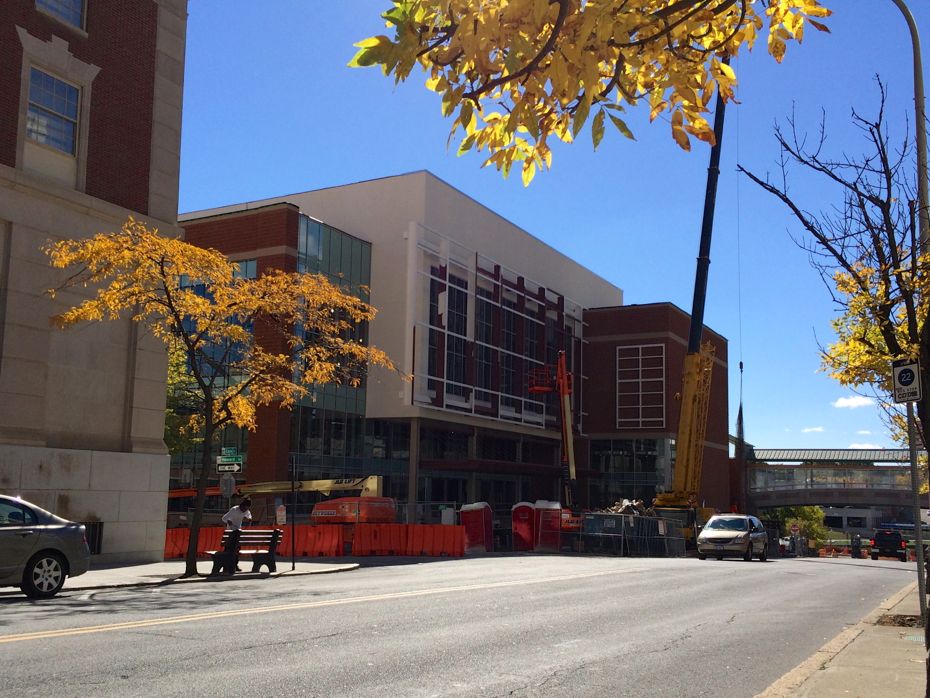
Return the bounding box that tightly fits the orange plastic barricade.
[332,525,344,557]
[369,524,385,555]
[387,524,405,555]
[431,525,447,556]
[352,524,373,555]
[454,525,465,556]
[164,528,189,559]
[440,525,462,557]
[197,527,225,557]
[305,526,321,556]
[405,524,423,556]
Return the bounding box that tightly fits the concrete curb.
[63,563,361,593]
[755,581,918,698]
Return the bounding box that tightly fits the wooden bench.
[207,528,282,576]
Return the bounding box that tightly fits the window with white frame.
[26,68,79,155]
[616,344,665,429]
[36,0,85,29]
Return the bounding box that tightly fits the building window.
[36,0,84,28]
[233,259,257,279]
[616,344,666,429]
[26,68,79,155]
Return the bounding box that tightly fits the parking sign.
[892,359,922,403]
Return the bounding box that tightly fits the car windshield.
[704,517,749,531]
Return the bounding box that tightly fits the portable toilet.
[460,502,494,553]
[534,500,562,553]
[512,502,536,551]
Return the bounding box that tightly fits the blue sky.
[179,1,930,451]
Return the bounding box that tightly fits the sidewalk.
[758,581,926,697]
[0,558,359,596]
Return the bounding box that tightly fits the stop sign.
[790,523,800,534]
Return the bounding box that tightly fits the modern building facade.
[0,1,187,562]
[181,172,731,515]
[581,304,729,511]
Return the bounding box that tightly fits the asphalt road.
[0,555,915,697]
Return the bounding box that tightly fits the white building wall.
[184,172,624,432]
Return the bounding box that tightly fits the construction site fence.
[164,523,465,559]
[573,514,687,557]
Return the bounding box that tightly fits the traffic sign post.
[216,454,242,474]
[892,358,921,403]
[891,358,928,624]
[219,473,236,498]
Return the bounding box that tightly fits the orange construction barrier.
[352,524,373,555]
[450,525,463,556]
[164,528,189,559]
[197,527,225,556]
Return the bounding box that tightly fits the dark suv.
[870,529,907,562]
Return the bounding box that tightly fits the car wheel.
[758,545,767,562]
[698,553,707,560]
[743,542,753,561]
[21,551,66,599]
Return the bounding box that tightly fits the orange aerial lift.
[528,350,577,510]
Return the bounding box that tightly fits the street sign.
[219,473,236,498]
[221,447,238,457]
[790,523,800,534]
[216,455,243,464]
[217,463,241,473]
[892,358,922,403]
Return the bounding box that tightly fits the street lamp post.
[892,0,929,249]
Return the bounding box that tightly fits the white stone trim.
[15,26,99,191]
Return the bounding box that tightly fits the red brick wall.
[183,205,299,264]
[581,303,731,509]
[0,1,158,213]
[184,205,301,482]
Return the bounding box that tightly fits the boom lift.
[238,475,383,497]
[528,350,577,509]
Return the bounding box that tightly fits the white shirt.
[222,506,252,530]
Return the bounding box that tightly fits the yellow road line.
[1,569,625,644]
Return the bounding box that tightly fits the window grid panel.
[616,344,665,429]
[37,0,84,28]
[27,68,78,154]
[415,240,588,427]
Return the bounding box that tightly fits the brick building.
[181,172,731,514]
[0,1,187,562]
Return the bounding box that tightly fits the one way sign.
[892,359,922,403]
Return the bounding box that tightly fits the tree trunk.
[183,420,214,577]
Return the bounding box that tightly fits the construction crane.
[238,475,383,497]
[528,350,577,509]
[653,55,730,521]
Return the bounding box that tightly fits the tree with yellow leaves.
[352,0,831,184]
[740,82,930,450]
[46,218,395,575]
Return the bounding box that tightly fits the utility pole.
[892,0,929,251]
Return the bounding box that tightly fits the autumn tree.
[353,0,830,183]
[46,218,395,576]
[765,505,829,547]
[739,83,930,450]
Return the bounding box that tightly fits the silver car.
[697,514,768,561]
[0,494,90,598]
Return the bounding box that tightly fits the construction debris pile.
[595,499,658,517]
